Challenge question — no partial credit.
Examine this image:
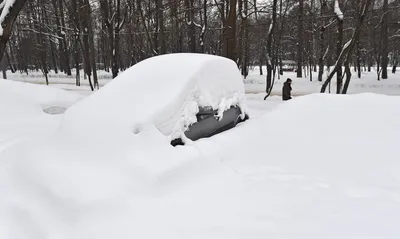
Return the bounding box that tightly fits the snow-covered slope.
[1,89,400,238]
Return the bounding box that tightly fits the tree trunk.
[381,0,389,79]
[52,0,70,75]
[157,0,165,54]
[321,0,372,93]
[44,6,58,73]
[58,0,71,75]
[243,0,249,77]
[222,0,237,61]
[200,0,207,53]
[336,0,344,94]
[40,3,49,85]
[297,0,304,78]
[317,0,326,82]
[0,0,27,61]
[86,0,98,89]
[1,53,7,79]
[277,0,287,77]
[357,40,361,78]
[238,0,244,72]
[185,0,196,52]
[5,49,15,73]
[342,0,372,93]
[81,0,94,91]
[71,0,80,86]
[265,0,278,93]
[112,0,121,78]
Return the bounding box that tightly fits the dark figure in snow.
[282,78,292,101]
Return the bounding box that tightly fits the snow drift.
[0,80,82,113]
[1,91,400,239]
[1,55,400,239]
[0,80,82,153]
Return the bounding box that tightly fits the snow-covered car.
[171,105,248,146]
[62,53,249,146]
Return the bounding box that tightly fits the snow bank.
[0,80,82,152]
[195,93,400,238]
[61,53,247,140]
[0,80,83,112]
[1,77,400,238]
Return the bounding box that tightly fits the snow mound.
[1,84,400,238]
[0,80,83,116]
[195,93,400,238]
[62,53,247,140]
[0,80,82,153]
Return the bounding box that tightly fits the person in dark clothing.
[282,78,292,101]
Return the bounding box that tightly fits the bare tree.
[0,0,27,61]
[317,0,333,82]
[297,0,304,78]
[100,0,127,78]
[335,0,344,93]
[265,0,278,94]
[156,0,166,54]
[222,0,237,61]
[185,0,197,52]
[0,0,398,88]
[381,0,389,79]
[321,0,373,93]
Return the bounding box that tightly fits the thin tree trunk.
[356,40,361,78]
[317,0,326,82]
[238,0,244,71]
[336,0,344,93]
[86,0,98,89]
[297,0,304,78]
[59,0,71,75]
[81,0,94,91]
[243,0,249,77]
[44,6,58,73]
[381,0,389,79]
[1,54,7,79]
[0,0,27,60]
[5,49,15,73]
[157,0,165,54]
[112,0,121,78]
[265,0,278,94]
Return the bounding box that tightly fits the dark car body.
[171,106,249,146]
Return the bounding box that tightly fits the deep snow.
[1,60,400,238]
[0,80,82,153]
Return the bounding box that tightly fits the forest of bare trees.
[0,0,399,93]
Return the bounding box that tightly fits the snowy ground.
[6,66,400,96]
[1,60,400,238]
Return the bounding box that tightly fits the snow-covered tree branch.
[0,0,26,60]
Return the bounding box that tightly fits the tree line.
[0,0,399,93]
